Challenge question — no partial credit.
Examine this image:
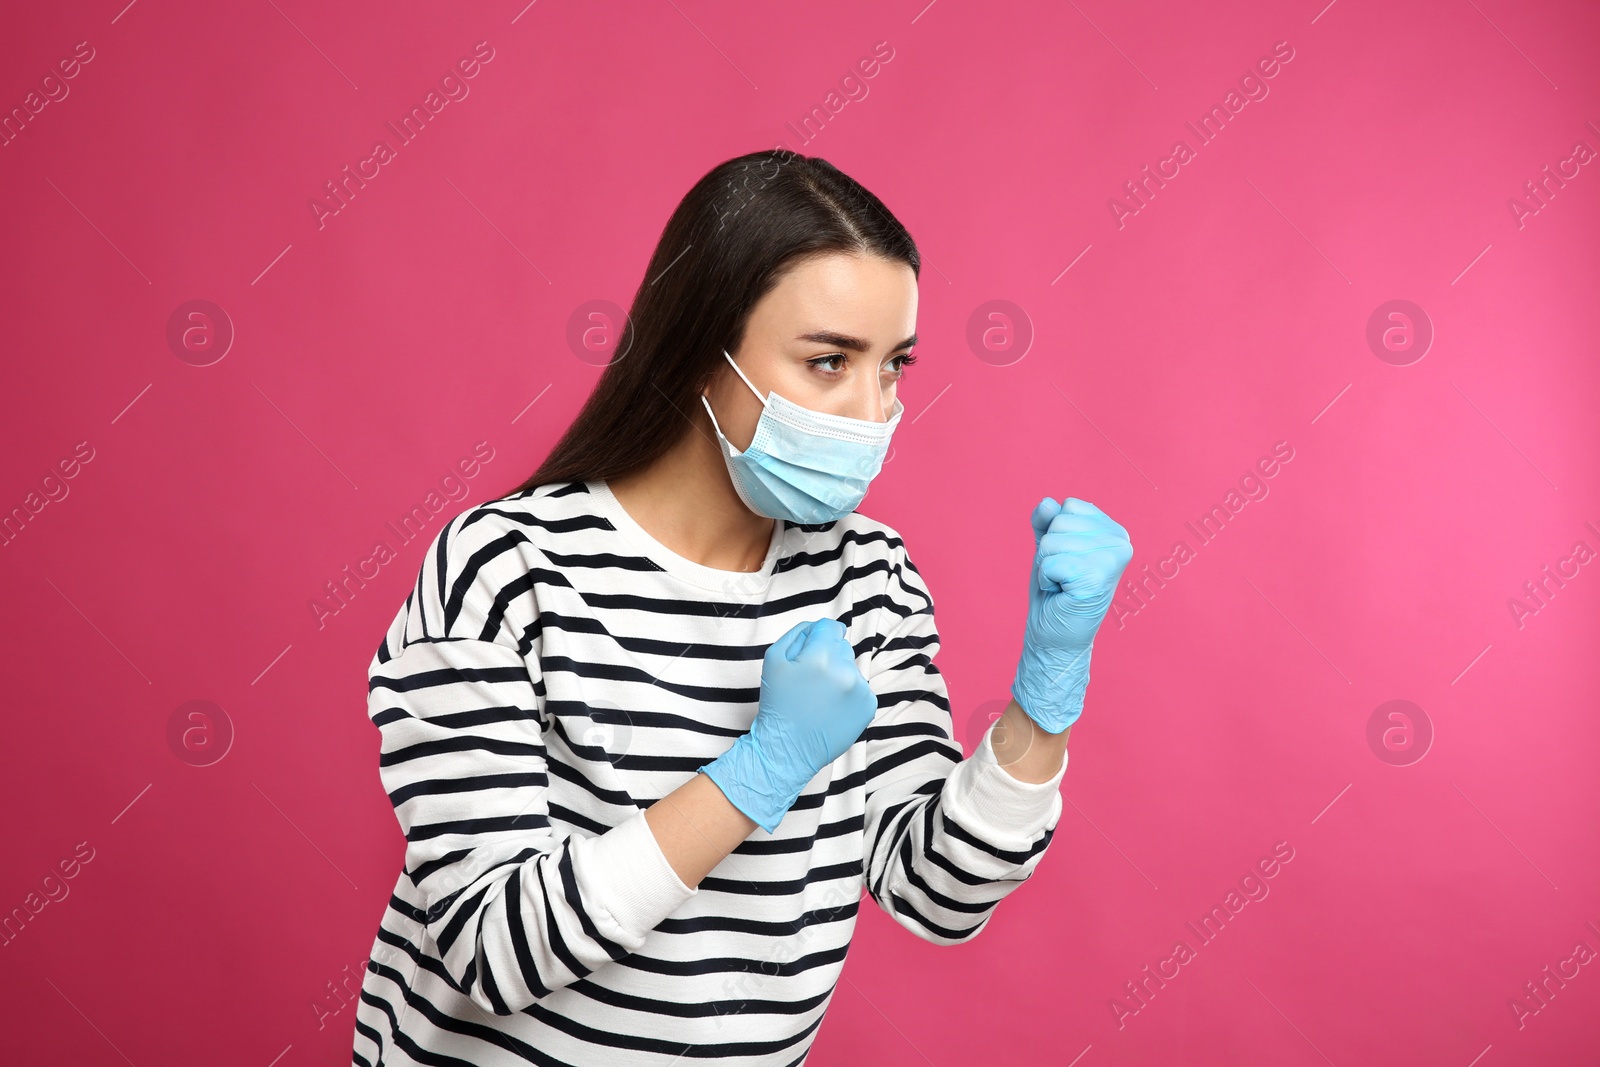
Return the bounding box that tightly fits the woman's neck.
[606,431,776,574]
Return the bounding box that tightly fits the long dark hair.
[510,149,920,495]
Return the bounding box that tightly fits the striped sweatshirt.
[353,478,1068,1066]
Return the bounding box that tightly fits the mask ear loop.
[722,349,769,408]
[725,347,897,424]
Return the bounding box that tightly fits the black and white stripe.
[353,479,1067,1066]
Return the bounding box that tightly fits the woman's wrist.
[1012,640,1093,732]
[645,770,757,890]
[701,732,805,834]
[989,697,1071,784]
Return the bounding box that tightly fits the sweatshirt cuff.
[942,719,1068,849]
[575,809,698,943]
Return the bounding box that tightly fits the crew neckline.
[585,479,788,596]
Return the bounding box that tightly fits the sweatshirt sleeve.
[367,507,697,1016]
[859,538,1068,945]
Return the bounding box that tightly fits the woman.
[352,149,1132,1066]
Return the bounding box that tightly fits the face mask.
[700,348,904,524]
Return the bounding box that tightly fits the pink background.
[3,0,1597,1063]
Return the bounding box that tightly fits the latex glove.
[703,618,878,833]
[1011,497,1134,733]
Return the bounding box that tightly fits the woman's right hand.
[701,619,878,833]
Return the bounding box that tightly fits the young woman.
[352,150,1133,1066]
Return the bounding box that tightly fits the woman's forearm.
[645,770,758,889]
[647,698,1067,888]
[990,697,1071,783]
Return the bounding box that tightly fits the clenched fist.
[703,619,878,834]
[1011,497,1134,733]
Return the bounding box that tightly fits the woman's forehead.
[756,255,918,342]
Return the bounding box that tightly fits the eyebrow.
[797,331,918,353]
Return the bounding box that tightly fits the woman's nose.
[847,379,890,422]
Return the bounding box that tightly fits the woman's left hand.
[1011,496,1134,733]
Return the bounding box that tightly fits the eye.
[805,352,918,377]
[806,354,848,375]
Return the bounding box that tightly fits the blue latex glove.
[703,618,878,833]
[1011,497,1134,733]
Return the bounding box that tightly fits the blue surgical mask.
[700,349,904,524]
